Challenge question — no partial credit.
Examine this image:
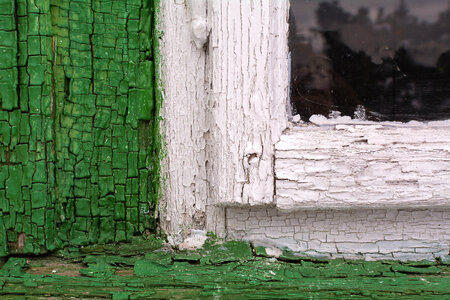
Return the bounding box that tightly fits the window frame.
[277,0,450,211]
[159,0,450,238]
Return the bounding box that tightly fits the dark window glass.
[289,0,450,122]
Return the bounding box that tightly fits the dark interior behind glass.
[289,0,450,122]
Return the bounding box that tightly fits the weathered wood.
[159,0,450,260]
[159,0,289,237]
[159,0,210,239]
[206,0,289,208]
[0,0,159,256]
[275,125,450,210]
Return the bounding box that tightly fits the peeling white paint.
[159,0,210,238]
[227,207,450,261]
[159,0,288,238]
[159,0,450,260]
[206,0,289,208]
[178,230,208,250]
[275,126,450,210]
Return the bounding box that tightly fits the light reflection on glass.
[290,0,450,121]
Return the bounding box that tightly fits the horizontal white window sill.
[274,123,450,211]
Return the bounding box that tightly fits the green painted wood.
[0,0,161,257]
[0,238,449,298]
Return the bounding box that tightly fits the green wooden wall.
[0,0,161,256]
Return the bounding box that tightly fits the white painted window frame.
[159,0,450,238]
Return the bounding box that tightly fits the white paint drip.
[178,230,208,250]
[187,0,208,49]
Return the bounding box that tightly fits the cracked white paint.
[159,0,450,259]
[159,0,210,240]
[227,207,450,261]
[275,125,450,210]
[206,0,289,207]
[159,0,288,239]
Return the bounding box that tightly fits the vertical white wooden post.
[159,0,289,240]
[205,0,289,205]
[159,0,209,240]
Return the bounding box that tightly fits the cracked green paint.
[0,0,162,257]
[0,238,449,298]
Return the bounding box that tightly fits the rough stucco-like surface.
[275,125,450,210]
[226,207,450,261]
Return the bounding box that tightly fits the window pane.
[289,0,450,121]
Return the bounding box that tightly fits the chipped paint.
[0,237,449,298]
[0,0,162,257]
[158,0,289,240]
[275,126,450,210]
[157,0,450,263]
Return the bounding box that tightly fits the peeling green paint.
[0,0,162,257]
[0,238,449,298]
[1,2,447,297]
